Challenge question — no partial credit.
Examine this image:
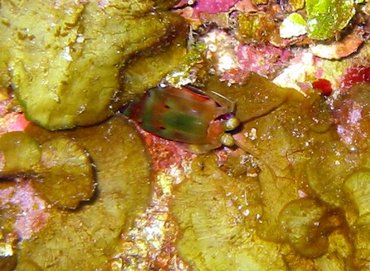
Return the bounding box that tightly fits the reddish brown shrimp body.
[123,85,240,153]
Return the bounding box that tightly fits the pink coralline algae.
[0,181,49,240]
[0,113,29,134]
[335,100,366,147]
[220,44,291,82]
[194,0,239,14]
[237,44,291,75]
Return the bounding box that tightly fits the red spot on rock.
[312,79,333,96]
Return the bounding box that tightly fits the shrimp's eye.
[220,133,235,147]
[224,117,240,131]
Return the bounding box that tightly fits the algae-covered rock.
[0,0,186,130]
[306,0,355,40]
[18,116,152,270]
[0,132,41,176]
[172,155,287,271]
[0,131,95,210]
